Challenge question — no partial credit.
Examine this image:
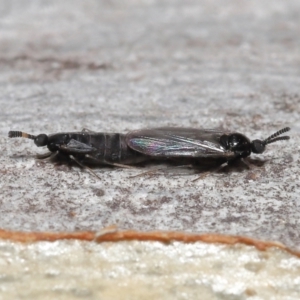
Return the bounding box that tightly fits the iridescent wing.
[126,127,235,158]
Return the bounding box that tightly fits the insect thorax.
[220,133,251,158]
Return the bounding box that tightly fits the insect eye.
[251,140,265,154]
[34,134,48,147]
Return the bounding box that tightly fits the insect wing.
[58,139,97,154]
[126,127,234,158]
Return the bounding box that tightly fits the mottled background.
[1,0,300,250]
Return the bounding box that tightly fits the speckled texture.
[1,0,300,250]
[0,240,300,299]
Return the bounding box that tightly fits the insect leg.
[227,157,252,170]
[84,155,138,169]
[129,164,195,178]
[36,152,54,159]
[69,155,102,180]
[192,158,253,182]
[192,165,225,182]
[239,159,252,170]
[106,162,138,169]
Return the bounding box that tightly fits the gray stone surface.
[1,0,300,249]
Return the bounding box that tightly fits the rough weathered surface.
[1,0,300,252]
[1,240,300,300]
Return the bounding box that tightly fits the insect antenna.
[263,127,290,145]
[8,131,49,147]
[8,131,36,140]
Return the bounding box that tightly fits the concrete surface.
[1,0,300,249]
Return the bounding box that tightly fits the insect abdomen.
[92,133,145,164]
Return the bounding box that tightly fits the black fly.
[125,127,291,165]
[8,127,290,177]
[8,130,148,178]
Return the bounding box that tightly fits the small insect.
[8,127,290,177]
[8,130,148,177]
[125,127,291,165]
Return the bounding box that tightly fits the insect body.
[8,127,290,173]
[126,127,291,165]
[8,131,147,167]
